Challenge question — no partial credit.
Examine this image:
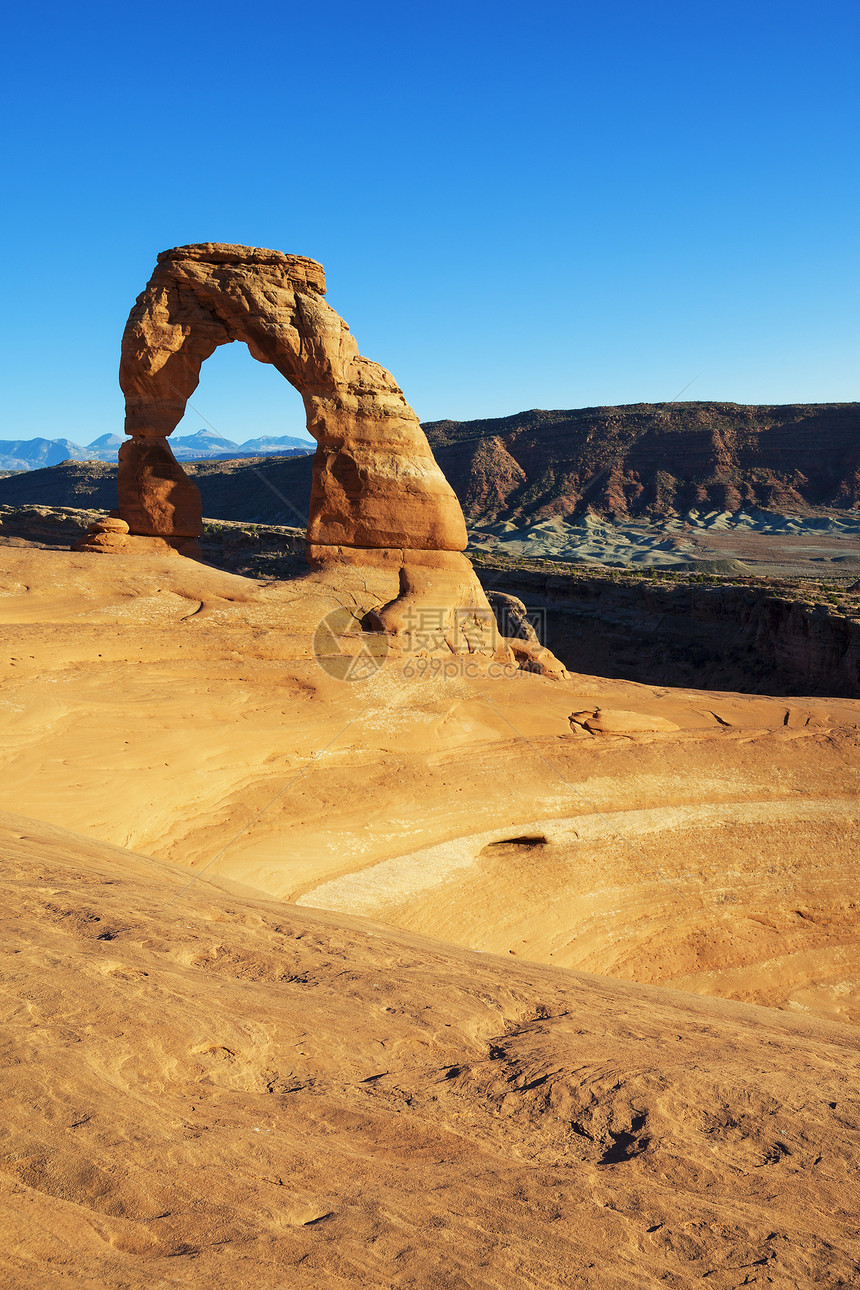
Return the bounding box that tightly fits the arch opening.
[170,339,314,454]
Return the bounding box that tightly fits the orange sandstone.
[81,243,495,648]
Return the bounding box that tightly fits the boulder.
[570,708,681,734]
[486,590,540,643]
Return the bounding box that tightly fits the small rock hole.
[480,835,548,856]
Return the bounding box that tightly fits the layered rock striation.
[424,403,860,522]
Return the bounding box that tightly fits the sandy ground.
[1,544,859,1285]
[2,545,858,1019]
[469,509,860,577]
[2,814,860,1288]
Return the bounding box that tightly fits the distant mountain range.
[3,403,860,522]
[0,429,314,472]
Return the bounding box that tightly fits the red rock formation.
[87,243,497,649]
[117,244,471,550]
[424,403,860,521]
[116,437,201,538]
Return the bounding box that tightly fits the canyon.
[472,554,860,698]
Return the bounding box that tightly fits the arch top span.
[156,243,327,290]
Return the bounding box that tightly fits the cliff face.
[474,561,860,698]
[425,402,860,521]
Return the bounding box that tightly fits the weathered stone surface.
[117,438,202,538]
[508,639,569,680]
[108,244,573,670]
[486,590,539,643]
[571,708,681,734]
[74,514,129,553]
[364,551,495,651]
[75,514,183,558]
[119,243,466,554]
[110,243,510,650]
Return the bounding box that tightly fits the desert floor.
[1,543,859,1287]
[469,509,860,577]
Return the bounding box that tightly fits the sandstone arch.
[103,242,494,643]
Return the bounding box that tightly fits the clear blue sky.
[1,0,858,445]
